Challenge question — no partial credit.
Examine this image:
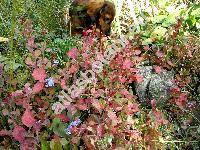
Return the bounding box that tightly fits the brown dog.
[68,0,115,36]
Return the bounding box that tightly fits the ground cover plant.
[0,0,200,149]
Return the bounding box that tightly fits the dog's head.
[96,1,115,36]
[69,0,115,36]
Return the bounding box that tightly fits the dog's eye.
[104,17,111,24]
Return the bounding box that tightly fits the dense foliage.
[0,0,199,149]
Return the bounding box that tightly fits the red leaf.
[153,110,168,125]
[176,93,188,109]
[151,100,168,125]
[35,96,49,109]
[125,129,141,140]
[91,88,104,98]
[20,138,36,150]
[171,86,181,94]
[143,45,150,51]
[120,89,129,96]
[92,99,104,111]
[122,59,133,69]
[131,74,143,83]
[167,60,175,67]
[32,82,44,94]
[151,99,157,112]
[97,124,105,137]
[83,60,91,69]
[67,105,77,115]
[107,110,117,120]
[14,98,29,109]
[21,109,36,127]
[26,36,37,52]
[11,90,23,97]
[2,109,9,116]
[23,83,31,94]
[32,121,42,132]
[155,51,164,58]
[96,52,104,62]
[60,79,67,90]
[67,48,78,60]
[69,65,78,74]
[0,130,11,136]
[133,50,141,55]
[25,57,34,66]
[12,125,26,142]
[107,110,120,126]
[108,101,122,112]
[54,114,69,123]
[125,103,140,115]
[32,68,47,82]
[187,50,193,58]
[118,76,126,83]
[133,56,143,63]
[154,66,162,74]
[75,103,88,111]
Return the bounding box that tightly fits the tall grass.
[0,0,71,36]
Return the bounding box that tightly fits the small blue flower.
[65,118,81,135]
[70,118,81,126]
[45,77,54,87]
[65,126,73,135]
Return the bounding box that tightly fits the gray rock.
[135,66,175,107]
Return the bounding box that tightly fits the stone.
[134,66,175,107]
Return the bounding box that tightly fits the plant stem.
[9,0,17,91]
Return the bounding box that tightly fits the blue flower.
[45,77,54,87]
[65,118,81,135]
[65,126,73,135]
[70,118,81,126]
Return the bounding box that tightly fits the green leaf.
[60,138,69,146]
[151,15,166,24]
[196,22,200,29]
[197,126,200,134]
[4,61,22,72]
[151,26,167,40]
[162,15,176,27]
[0,37,9,42]
[50,139,63,150]
[103,77,109,86]
[142,38,154,45]
[41,139,50,150]
[115,93,121,99]
[51,118,67,137]
[0,54,8,62]
[51,118,61,130]
[107,136,112,145]
[191,7,200,17]
[54,38,63,44]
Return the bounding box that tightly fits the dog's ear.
[99,3,107,15]
[96,1,115,36]
[86,0,104,17]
